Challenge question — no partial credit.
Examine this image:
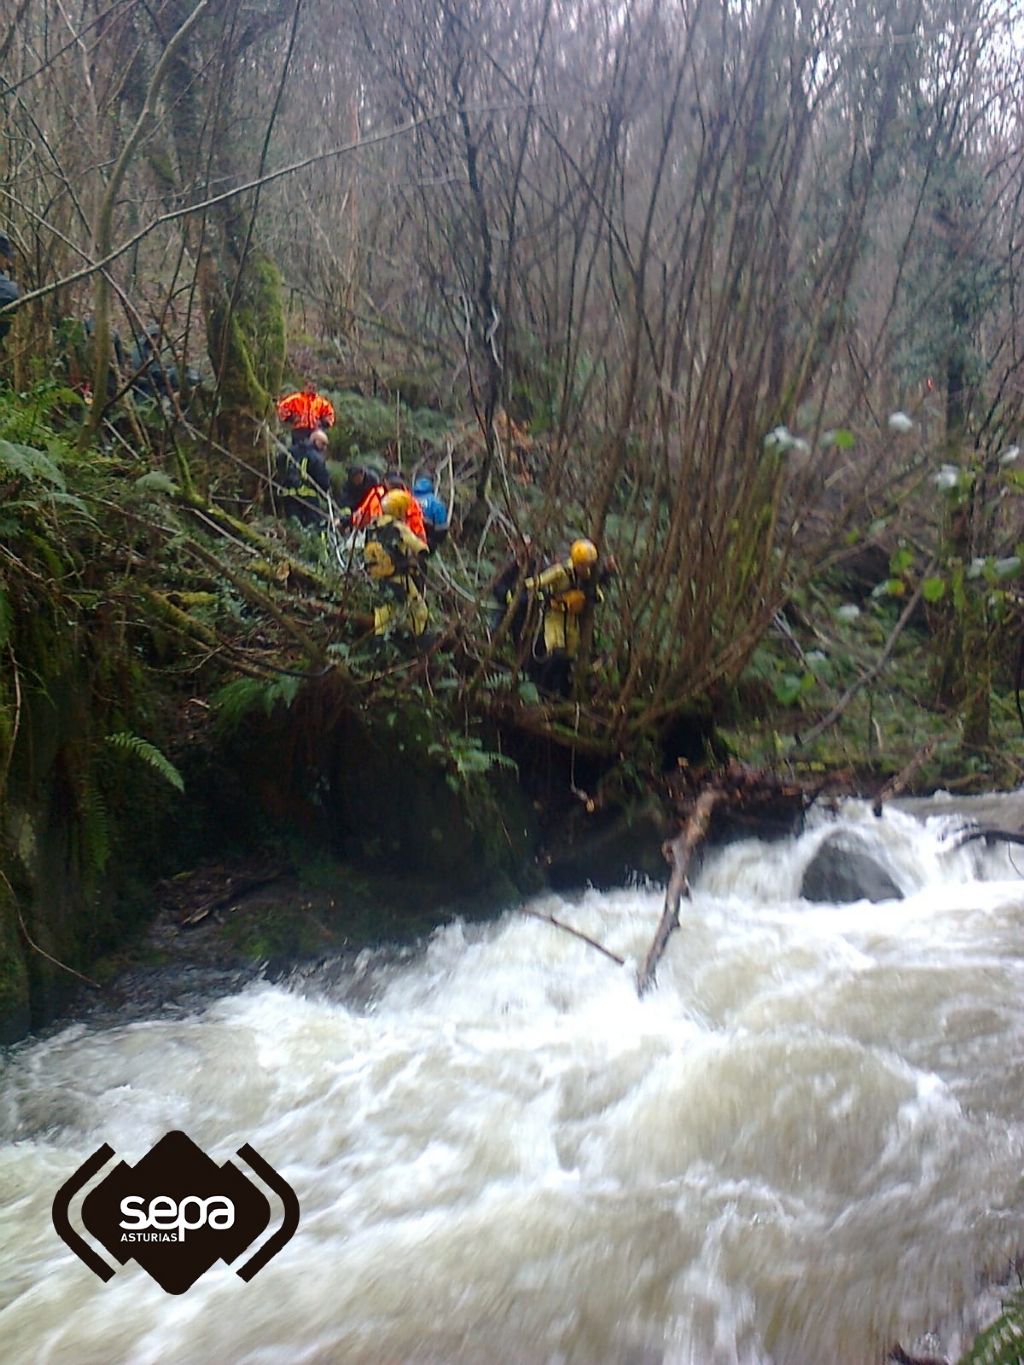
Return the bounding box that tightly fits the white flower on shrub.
[764,425,809,453]
[888,411,914,432]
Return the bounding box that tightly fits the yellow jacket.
[525,559,599,658]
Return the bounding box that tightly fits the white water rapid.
[2,798,1024,1365]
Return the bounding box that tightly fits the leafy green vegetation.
[723,566,1024,792]
[105,732,185,793]
[326,390,452,466]
[960,1293,1024,1365]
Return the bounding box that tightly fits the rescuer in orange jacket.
[340,465,381,529]
[363,490,430,639]
[382,471,427,542]
[352,485,384,528]
[277,380,335,454]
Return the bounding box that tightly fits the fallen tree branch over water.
[636,763,817,996]
[522,764,817,992]
[518,907,625,966]
[872,736,939,817]
[951,827,1024,850]
[637,789,721,996]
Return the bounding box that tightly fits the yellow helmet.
[570,538,598,568]
[381,488,412,519]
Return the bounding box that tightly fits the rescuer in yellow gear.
[363,489,431,639]
[523,538,603,696]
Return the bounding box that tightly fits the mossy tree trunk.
[199,246,284,464]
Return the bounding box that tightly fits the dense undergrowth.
[726,573,1024,794]
[3,375,1023,859]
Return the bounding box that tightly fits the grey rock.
[801,834,904,904]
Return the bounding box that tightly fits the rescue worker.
[0,233,21,345]
[343,464,386,529]
[363,489,430,640]
[276,379,335,455]
[523,538,604,697]
[382,470,427,541]
[413,473,449,551]
[278,427,331,527]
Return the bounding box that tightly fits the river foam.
[2,799,1023,1362]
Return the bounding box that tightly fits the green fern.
[960,1293,1024,1364]
[78,780,111,877]
[428,735,518,790]
[105,731,185,792]
[0,438,65,489]
[211,675,300,733]
[134,470,180,496]
[7,489,89,518]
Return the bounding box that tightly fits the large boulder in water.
[800,833,904,904]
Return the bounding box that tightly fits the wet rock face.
[800,834,904,904]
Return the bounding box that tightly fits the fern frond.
[211,675,300,732]
[0,439,65,489]
[105,731,185,792]
[268,675,300,712]
[8,491,90,517]
[134,470,180,496]
[79,781,111,877]
[211,677,268,732]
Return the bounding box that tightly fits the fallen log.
[950,827,1024,850]
[180,867,290,927]
[872,737,939,817]
[661,758,815,839]
[637,788,722,996]
[526,762,831,997]
[888,1344,947,1365]
[518,908,625,966]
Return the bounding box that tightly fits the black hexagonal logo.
[52,1131,299,1294]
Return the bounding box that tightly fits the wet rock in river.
[801,833,904,904]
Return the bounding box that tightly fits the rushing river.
[2,798,1024,1364]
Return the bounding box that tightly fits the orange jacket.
[351,484,384,528]
[404,496,427,541]
[277,390,335,431]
